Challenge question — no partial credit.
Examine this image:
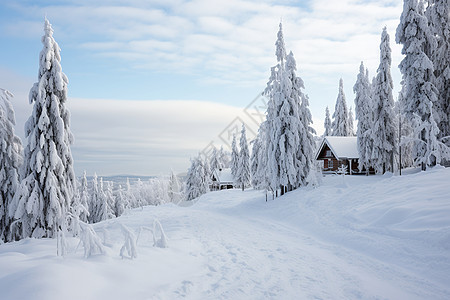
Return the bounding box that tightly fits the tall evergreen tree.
[95,177,109,222]
[426,0,450,140]
[250,123,267,190]
[78,171,89,223]
[332,78,351,136]
[104,181,115,219]
[168,170,181,203]
[263,23,287,194]
[209,146,221,171]
[323,106,332,137]
[114,185,126,217]
[0,89,22,241]
[290,53,317,187]
[230,134,239,184]
[263,24,316,195]
[354,62,374,173]
[10,19,76,238]
[89,174,98,223]
[184,155,210,201]
[236,124,251,191]
[218,146,230,169]
[396,0,445,170]
[348,107,355,136]
[371,27,398,174]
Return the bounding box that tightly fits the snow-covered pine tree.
[371,27,398,174]
[230,134,239,184]
[396,95,415,169]
[287,52,317,188]
[95,177,109,222]
[168,170,181,203]
[78,171,89,223]
[104,181,115,219]
[263,23,286,194]
[209,146,221,172]
[236,124,251,191]
[264,23,294,195]
[184,155,210,201]
[125,178,136,208]
[354,62,374,174]
[10,19,76,239]
[250,122,268,190]
[218,146,230,169]
[88,173,99,223]
[250,138,260,189]
[396,0,446,170]
[426,0,450,141]
[0,89,22,241]
[323,106,332,137]
[114,185,127,217]
[332,78,351,136]
[348,107,355,136]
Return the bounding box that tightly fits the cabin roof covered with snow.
[213,168,234,183]
[315,136,359,160]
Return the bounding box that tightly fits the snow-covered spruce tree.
[396,0,446,170]
[250,122,267,190]
[78,171,89,223]
[263,23,317,195]
[236,124,251,191]
[184,155,210,201]
[168,170,181,203]
[88,173,99,223]
[354,62,374,174]
[218,146,230,169]
[104,181,115,219]
[95,177,109,222]
[230,134,239,184]
[9,19,76,239]
[348,107,355,136]
[209,146,221,172]
[332,78,351,136]
[114,185,126,217]
[426,0,450,140]
[264,23,295,195]
[371,27,398,174]
[323,106,332,137]
[396,95,415,169]
[263,23,286,194]
[125,178,137,208]
[287,52,317,187]
[0,89,22,241]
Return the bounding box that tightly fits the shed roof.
[315,136,359,159]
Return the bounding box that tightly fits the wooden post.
[349,159,352,175]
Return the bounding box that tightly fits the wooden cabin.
[315,136,360,174]
[211,168,234,190]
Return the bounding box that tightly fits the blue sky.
[0,0,403,176]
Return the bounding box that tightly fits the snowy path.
[1,167,450,299]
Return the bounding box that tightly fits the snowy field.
[1,167,449,299]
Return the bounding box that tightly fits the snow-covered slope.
[1,167,449,299]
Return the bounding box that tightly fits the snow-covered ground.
[1,167,449,299]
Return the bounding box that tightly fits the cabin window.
[328,159,333,168]
[326,150,332,157]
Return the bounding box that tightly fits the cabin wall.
[317,144,361,174]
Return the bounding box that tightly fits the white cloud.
[67,97,266,176]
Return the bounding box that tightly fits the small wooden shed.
[315,136,360,174]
